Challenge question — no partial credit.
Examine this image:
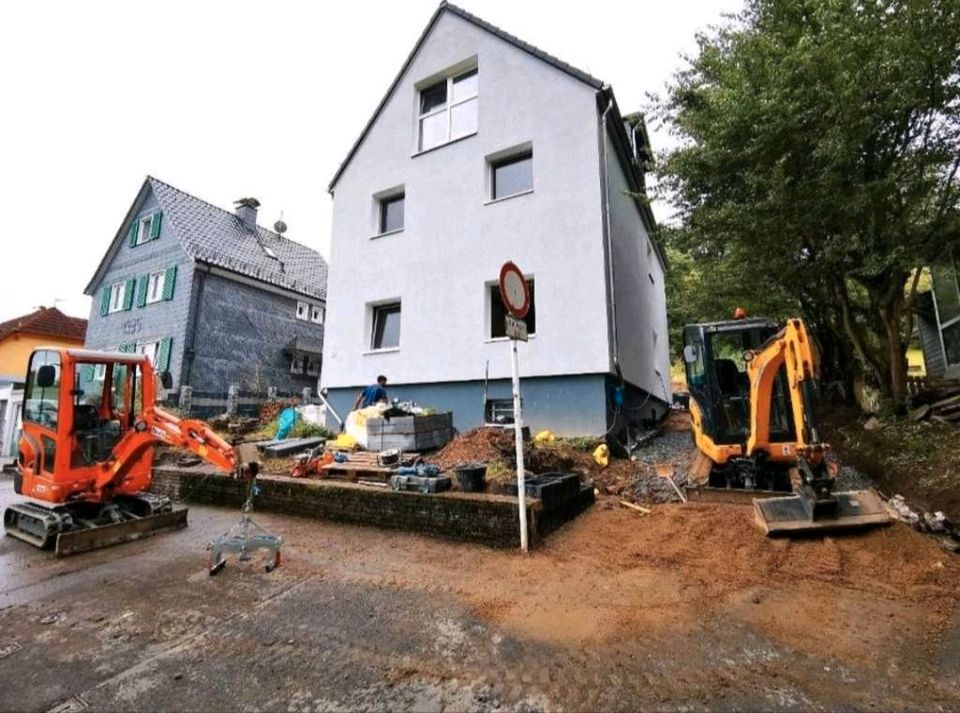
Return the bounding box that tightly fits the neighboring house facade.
[918,255,960,379]
[84,177,329,416]
[321,2,671,436]
[0,306,85,465]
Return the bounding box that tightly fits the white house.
[321,2,671,437]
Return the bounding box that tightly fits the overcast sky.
[0,0,741,323]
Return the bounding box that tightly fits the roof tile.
[148,177,328,300]
[0,307,87,343]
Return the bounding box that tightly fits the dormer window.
[418,67,478,151]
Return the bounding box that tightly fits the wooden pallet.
[319,451,421,482]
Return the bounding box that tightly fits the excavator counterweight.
[3,347,238,556]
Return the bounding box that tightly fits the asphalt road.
[1,474,959,712]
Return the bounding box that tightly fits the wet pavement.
[1,473,958,712]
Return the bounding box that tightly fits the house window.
[311,305,324,324]
[138,341,160,366]
[418,67,478,151]
[489,280,535,338]
[296,301,309,321]
[379,193,405,234]
[109,282,126,313]
[305,356,320,376]
[491,151,533,200]
[136,215,153,245]
[146,271,166,304]
[290,354,305,374]
[371,302,401,350]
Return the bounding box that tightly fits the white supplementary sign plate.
[505,315,528,342]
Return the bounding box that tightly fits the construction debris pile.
[908,380,960,424]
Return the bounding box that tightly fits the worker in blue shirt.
[354,375,389,410]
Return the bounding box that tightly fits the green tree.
[656,0,960,408]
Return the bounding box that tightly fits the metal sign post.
[499,261,531,552]
[510,337,528,552]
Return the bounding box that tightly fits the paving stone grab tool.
[207,444,282,575]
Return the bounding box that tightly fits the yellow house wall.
[0,334,83,379]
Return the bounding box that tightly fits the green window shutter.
[135,274,148,307]
[150,211,162,240]
[99,286,111,316]
[162,265,177,300]
[119,343,135,353]
[123,278,136,310]
[128,220,139,247]
[157,337,173,372]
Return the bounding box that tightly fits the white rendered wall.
[603,130,672,404]
[322,12,611,390]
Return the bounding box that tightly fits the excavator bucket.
[53,508,188,557]
[754,489,890,536]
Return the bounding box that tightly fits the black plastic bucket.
[455,463,487,493]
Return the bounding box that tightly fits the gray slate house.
[84,177,328,415]
[918,254,960,379]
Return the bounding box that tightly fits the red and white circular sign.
[499,261,530,319]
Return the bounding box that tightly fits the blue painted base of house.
[323,373,668,438]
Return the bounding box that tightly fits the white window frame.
[489,150,534,202]
[146,271,166,304]
[311,305,324,324]
[370,301,402,351]
[290,354,305,374]
[417,66,478,152]
[108,282,126,313]
[137,340,160,366]
[296,301,309,321]
[136,215,153,245]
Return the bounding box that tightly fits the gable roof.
[328,1,604,192]
[0,307,86,343]
[327,1,665,270]
[86,177,328,300]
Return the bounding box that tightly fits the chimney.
[234,197,260,231]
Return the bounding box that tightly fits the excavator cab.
[683,319,796,484]
[17,349,155,501]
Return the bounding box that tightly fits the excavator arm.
[745,318,824,460]
[92,406,238,498]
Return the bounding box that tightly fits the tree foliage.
[655,0,960,407]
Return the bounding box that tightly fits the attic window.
[418,66,478,151]
[136,215,153,245]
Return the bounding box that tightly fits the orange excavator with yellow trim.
[683,316,890,534]
[3,347,240,556]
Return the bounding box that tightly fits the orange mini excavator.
[3,347,238,556]
[683,316,890,534]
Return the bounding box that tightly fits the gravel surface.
[630,431,697,504]
[833,464,877,492]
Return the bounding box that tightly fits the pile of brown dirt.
[429,428,516,470]
[824,406,960,520]
[430,428,642,493]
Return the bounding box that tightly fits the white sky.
[0,0,741,323]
